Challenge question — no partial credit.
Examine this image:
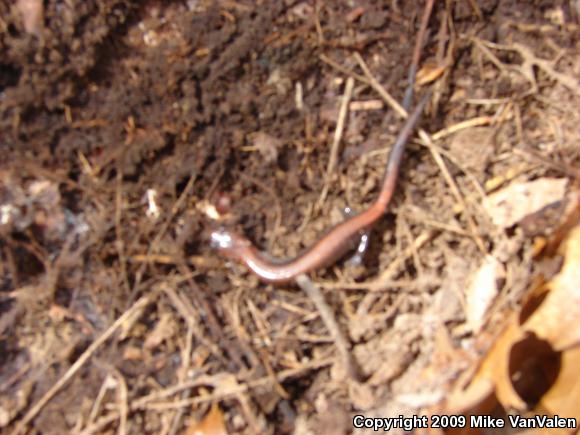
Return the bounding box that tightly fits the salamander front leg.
[342,206,371,267]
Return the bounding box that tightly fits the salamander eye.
[210,228,234,249]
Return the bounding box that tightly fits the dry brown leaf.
[508,223,580,432]
[144,311,177,350]
[522,224,580,351]
[251,132,281,164]
[345,6,365,23]
[117,301,149,340]
[448,127,495,174]
[445,222,580,416]
[536,346,580,421]
[349,382,376,411]
[15,0,44,36]
[185,404,228,435]
[416,62,446,86]
[465,255,505,333]
[479,320,528,410]
[483,178,568,228]
[445,376,494,416]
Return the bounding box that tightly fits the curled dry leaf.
[536,346,580,422]
[445,220,580,417]
[465,255,505,334]
[144,312,177,350]
[251,132,281,164]
[503,220,580,416]
[480,320,528,411]
[290,2,314,20]
[15,0,44,36]
[185,404,228,435]
[416,62,446,86]
[448,127,495,175]
[483,178,568,229]
[523,223,580,351]
[345,6,366,23]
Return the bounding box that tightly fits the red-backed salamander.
[210,93,430,283]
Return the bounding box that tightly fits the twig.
[467,0,483,19]
[319,54,369,84]
[431,116,494,141]
[317,76,355,208]
[472,37,508,73]
[113,369,129,435]
[168,271,231,368]
[474,38,580,96]
[14,294,155,435]
[80,413,120,435]
[349,99,384,111]
[514,146,580,178]
[295,274,365,382]
[115,161,130,295]
[81,357,334,423]
[86,375,116,429]
[161,285,196,435]
[400,218,423,277]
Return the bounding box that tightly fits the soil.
[1,0,579,434]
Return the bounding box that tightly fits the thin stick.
[317,76,355,208]
[79,357,334,431]
[319,53,369,84]
[161,285,196,435]
[87,374,115,427]
[14,294,155,435]
[115,162,130,294]
[295,274,365,382]
[513,147,580,178]
[431,116,493,141]
[113,369,129,435]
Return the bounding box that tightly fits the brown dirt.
[1,0,579,434]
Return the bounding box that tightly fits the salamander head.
[210,227,252,261]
